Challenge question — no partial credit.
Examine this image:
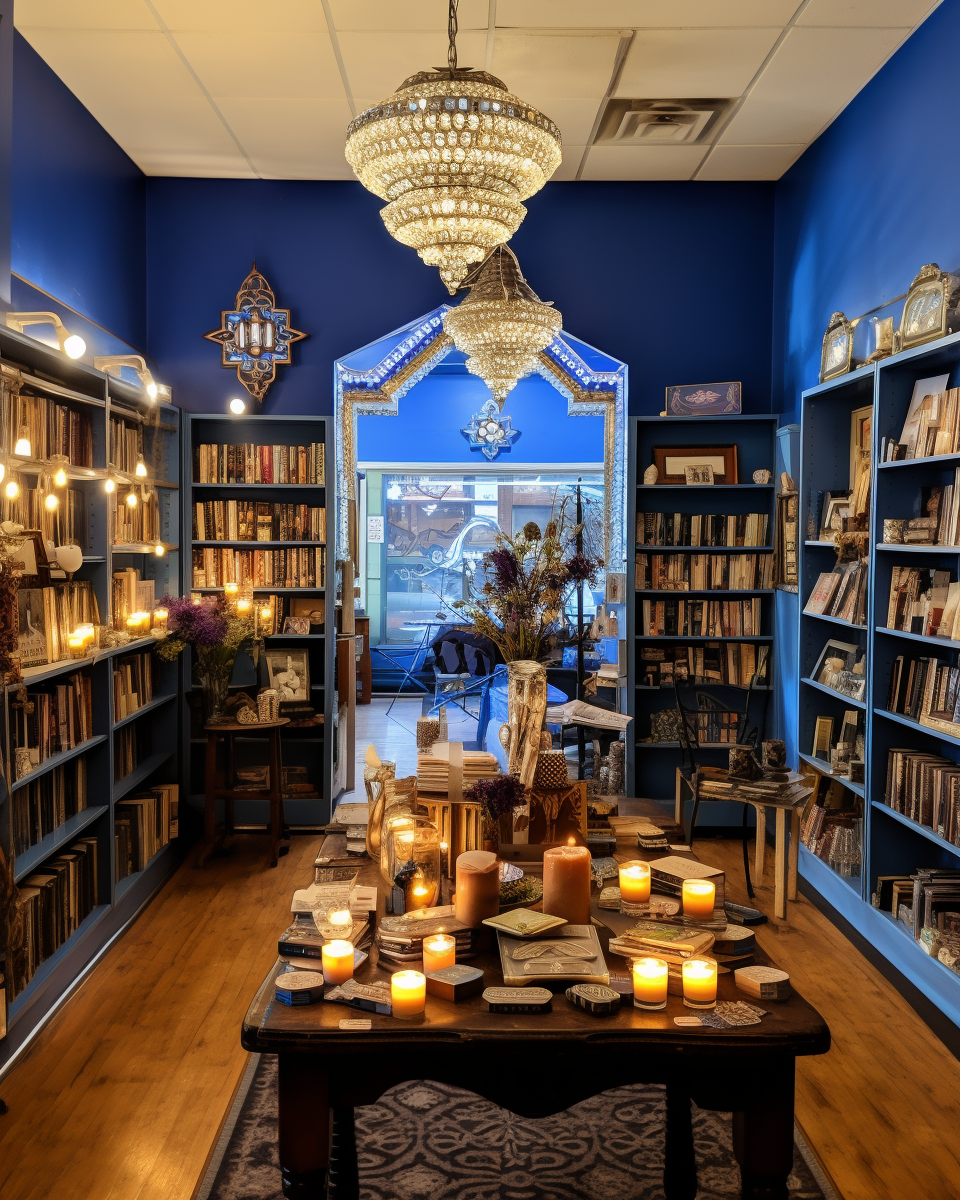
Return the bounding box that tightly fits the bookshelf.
[182,414,335,830]
[628,415,779,812]
[0,325,182,1069]
[799,329,960,1030]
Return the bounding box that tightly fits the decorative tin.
[564,983,621,1016]
[425,964,485,1002]
[482,986,553,1014]
[274,970,325,1006]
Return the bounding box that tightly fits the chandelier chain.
[448,0,459,74]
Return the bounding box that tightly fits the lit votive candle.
[237,598,251,614]
[422,934,456,974]
[77,623,95,645]
[633,957,669,1011]
[391,970,426,1019]
[68,634,85,659]
[407,874,432,911]
[682,879,716,920]
[224,582,238,596]
[619,861,651,909]
[321,939,354,985]
[681,958,718,1009]
[328,908,352,933]
[152,608,168,634]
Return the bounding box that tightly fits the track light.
[154,543,165,557]
[125,489,138,508]
[93,354,161,402]
[14,427,31,457]
[5,480,19,500]
[229,397,246,415]
[5,312,86,359]
[135,455,147,478]
[44,492,59,511]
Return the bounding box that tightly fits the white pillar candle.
[391,970,426,1018]
[321,939,354,985]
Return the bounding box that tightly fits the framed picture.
[820,311,857,382]
[684,464,714,485]
[265,649,310,701]
[289,597,325,626]
[897,264,960,352]
[282,616,311,635]
[818,491,851,540]
[653,444,738,485]
[665,382,741,417]
[14,530,50,587]
[812,715,834,760]
[812,639,859,691]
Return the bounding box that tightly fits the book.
[7,388,93,465]
[634,552,773,592]
[636,511,769,547]
[638,642,769,688]
[639,597,763,638]
[193,500,326,542]
[497,923,609,986]
[191,546,325,589]
[114,784,178,879]
[194,442,324,484]
[649,856,726,907]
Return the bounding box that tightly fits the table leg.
[278,1055,329,1199]
[328,1107,360,1200]
[774,807,787,920]
[224,732,235,836]
[754,804,766,881]
[663,1081,697,1200]
[788,808,800,901]
[732,1060,795,1200]
[674,768,683,828]
[269,729,282,868]
[199,733,218,867]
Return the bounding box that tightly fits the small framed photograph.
[819,491,852,541]
[665,382,741,416]
[812,715,834,760]
[14,530,50,587]
[683,464,714,485]
[289,597,325,627]
[282,616,311,635]
[265,649,310,701]
[811,639,859,691]
[820,311,856,382]
[653,444,738,484]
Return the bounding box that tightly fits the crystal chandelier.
[443,245,562,407]
[344,0,562,293]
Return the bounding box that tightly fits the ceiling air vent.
[594,99,733,146]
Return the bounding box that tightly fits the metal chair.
[378,623,432,718]
[429,630,502,746]
[674,684,763,899]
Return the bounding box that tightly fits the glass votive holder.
[422,934,456,974]
[321,939,355,985]
[391,970,426,1018]
[619,860,651,913]
[681,957,718,1009]
[681,879,716,920]
[632,957,669,1011]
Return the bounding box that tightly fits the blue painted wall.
[10,32,146,351]
[773,0,960,423]
[146,178,775,418]
[0,3,13,310]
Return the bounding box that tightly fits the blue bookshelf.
[628,414,779,816]
[799,329,960,1030]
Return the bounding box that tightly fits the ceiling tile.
[797,0,937,28]
[328,0,489,31]
[718,25,908,145]
[218,98,356,180]
[580,144,706,181]
[616,28,781,98]
[14,1,157,30]
[535,100,601,148]
[151,0,326,33]
[175,30,345,101]
[496,1,799,28]
[17,28,251,175]
[696,143,805,180]
[490,31,621,103]
[552,147,587,181]
[337,29,487,100]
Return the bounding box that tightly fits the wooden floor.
[0,705,958,1199]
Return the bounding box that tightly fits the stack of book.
[17,582,101,669]
[7,389,93,465]
[637,511,770,547]
[640,597,763,637]
[803,561,868,625]
[113,490,161,544]
[194,442,325,484]
[193,500,326,542]
[416,748,501,794]
[114,783,179,880]
[375,908,476,967]
[885,566,956,638]
[635,552,773,591]
[113,652,154,721]
[113,725,141,783]
[16,486,86,548]
[903,868,960,941]
[191,546,325,588]
[884,386,960,460]
[12,759,88,855]
[108,415,143,474]
[11,674,94,773]
[639,643,769,688]
[111,568,155,630]
[888,654,960,733]
[884,748,960,845]
[14,836,100,997]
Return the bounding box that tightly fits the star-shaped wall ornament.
[204,264,306,404]
[461,399,521,459]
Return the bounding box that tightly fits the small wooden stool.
[201,718,290,868]
[751,800,802,921]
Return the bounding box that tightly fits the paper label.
[339,1018,372,1030]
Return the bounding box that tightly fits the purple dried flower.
[490,548,520,590]
[566,553,600,585]
[468,775,526,822]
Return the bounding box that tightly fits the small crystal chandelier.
[344,0,562,293]
[443,245,562,407]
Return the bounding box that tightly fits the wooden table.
[242,856,829,1199]
[201,718,290,868]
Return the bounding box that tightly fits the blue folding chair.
[379,623,432,718]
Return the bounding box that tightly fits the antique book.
[497,924,609,986]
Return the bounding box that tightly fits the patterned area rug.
[198,1055,835,1200]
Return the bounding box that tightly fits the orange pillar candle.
[321,939,355,985]
[632,957,669,1011]
[422,934,456,974]
[542,843,592,926]
[454,850,500,928]
[682,958,718,1009]
[682,879,716,920]
[619,861,651,906]
[391,970,426,1018]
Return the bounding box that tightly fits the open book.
[545,699,633,731]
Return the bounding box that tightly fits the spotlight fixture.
[229,397,247,415]
[135,455,147,478]
[13,427,31,457]
[5,312,87,359]
[154,543,166,557]
[104,478,116,494]
[93,354,161,402]
[44,492,59,511]
[5,480,19,500]
[125,490,138,508]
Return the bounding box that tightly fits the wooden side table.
[201,718,290,868]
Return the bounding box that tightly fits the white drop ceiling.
[15,0,942,181]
